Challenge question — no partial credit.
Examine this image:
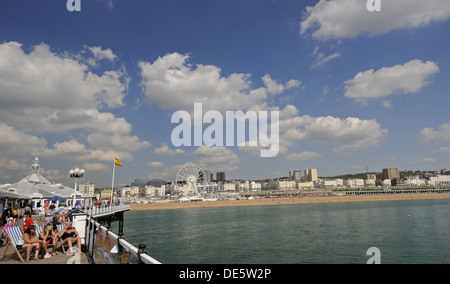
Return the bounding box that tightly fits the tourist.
[23,212,34,232]
[0,202,3,227]
[51,216,61,231]
[44,202,50,216]
[1,204,11,229]
[1,217,13,247]
[61,211,70,223]
[39,224,58,258]
[58,222,83,256]
[23,203,32,217]
[22,225,42,261]
[11,204,20,226]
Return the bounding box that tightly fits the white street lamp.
[70,168,85,209]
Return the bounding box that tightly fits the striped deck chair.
[1,226,25,262]
[35,225,44,237]
[56,224,66,253]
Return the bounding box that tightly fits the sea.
[121,199,450,264]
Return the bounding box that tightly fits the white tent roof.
[0,157,92,200]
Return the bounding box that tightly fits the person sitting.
[51,215,62,231]
[11,205,20,226]
[22,225,42,262]
[22,212,34,232]
[39,224,58,258]
[61,211,70,223]
[58,222,83,256]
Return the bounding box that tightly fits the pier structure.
[0,204,161,264]
[81,204,161,264]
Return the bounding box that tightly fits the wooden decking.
[0,244,90,264]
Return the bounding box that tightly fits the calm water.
[121,199,450,264]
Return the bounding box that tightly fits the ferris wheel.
[176,164,205,196]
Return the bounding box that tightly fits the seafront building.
[0,157,92,208]
[365,179,376,187]
[343,179,365,188]
[304,168,318,182]
[428,175,450,186]
[383,168,400,181]
[78,183,95,196]
[217,172,226,183]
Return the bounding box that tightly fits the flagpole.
[111,159,116,205]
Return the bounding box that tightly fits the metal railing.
[85,217,161,264]
[83,204,131,217]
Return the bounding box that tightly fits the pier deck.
[0,245,89,264]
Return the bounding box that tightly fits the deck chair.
[1,226,25,262]
[56,224,66,253]
[35,225,44,237]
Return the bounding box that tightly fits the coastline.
[130,192,450,211]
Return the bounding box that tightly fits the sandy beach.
[130,192,450,211]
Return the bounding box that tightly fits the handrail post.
[137,244,147,264]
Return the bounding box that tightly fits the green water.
[122,199,450,264]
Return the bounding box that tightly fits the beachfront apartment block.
[250,182,262,191]
[405,177,427,187]
[383,168,400,180]
[217,172,226,183]
[277,180,297,190]
[343,179,365,188]
[220,183,236,191]
[366,174,377,180]
[289,170,302,181]
[304,168,318,182]
[144,185,166,197]
[429,175,450,186]
[365,179,376,187]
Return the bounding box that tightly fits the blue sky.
[0,0,450,187]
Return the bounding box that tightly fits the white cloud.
[419,123,450,142]
[281,111,388,155]
[344,60,439,104]
[408,157,438,165]
[262,74,301,95]
[0,42,150,174]
[42,140,88,158]
[147,162,164,168]
[301,0,450,40]
[0,124,48,156]
[154,143,185,156]
[139,52,300,113]
[284,152,323,161]
[0,42,129,131]
[96,0,115,9]
[432,147,450,153]
[85,46,117,67]
[82,162,110,172]
[193,146,240,172]
[311,49,341,69]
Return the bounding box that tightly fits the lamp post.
[69,168,85,209]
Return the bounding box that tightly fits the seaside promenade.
[130,191,450,211]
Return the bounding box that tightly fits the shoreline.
[129,192,450,211]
